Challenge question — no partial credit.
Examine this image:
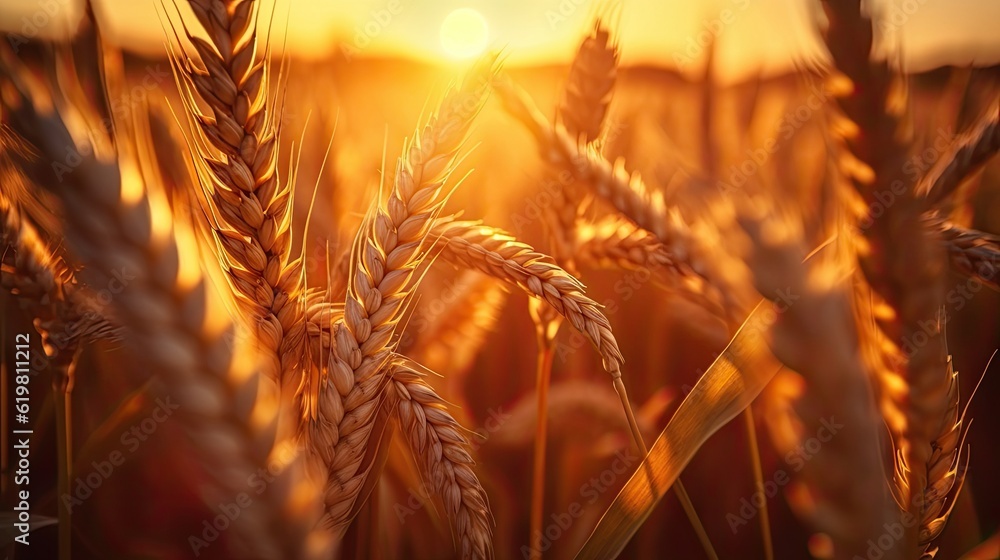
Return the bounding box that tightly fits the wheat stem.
[527,340,555,560]
[54,354,77,560]
[743,407,772,560]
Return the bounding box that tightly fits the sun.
[439,8,489,59]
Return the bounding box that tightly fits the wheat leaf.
[576,300,782,559]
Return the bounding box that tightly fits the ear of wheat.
[544,20,619,268]
[0,193,117,359]
[432,220,624,376]
[918,354,969,555]
[493,76,744,323]
[302,57,498,543]
[558,21,618,145]
[170,0,305,386]
[937,220,1000,290]
[390,361,493,560]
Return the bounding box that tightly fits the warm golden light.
[439,8,489,59]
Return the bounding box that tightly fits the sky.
[2,0,999,82]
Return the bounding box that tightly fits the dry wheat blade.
[575,300,783,560]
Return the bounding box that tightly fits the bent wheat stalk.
[431,220,646,452]
[526,22,619,558]
[493,76,742,323]
[574,217,727,318]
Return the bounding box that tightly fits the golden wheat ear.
[301,55,499,537]
[0,195,118,357]
[390,359,494,560]
[1,55,330,558]
[917,352,972,556]
[933,219,1000,291]
[559,19,618,142]
[168,0,306,385]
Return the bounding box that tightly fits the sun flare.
[439,8,489,59]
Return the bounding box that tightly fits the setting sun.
[439,8,489,59]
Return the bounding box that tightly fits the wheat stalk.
[429,219,651,453]
[0,63,327,559]
[522,23,621,557]
[739,203,898,558]
[301,57,497,534]
[390,361,493,559]
[823,1,953,553]
[170,0,305,384]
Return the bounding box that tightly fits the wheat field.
[1,0,999,559]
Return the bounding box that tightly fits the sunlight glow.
[440,8,489,59]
